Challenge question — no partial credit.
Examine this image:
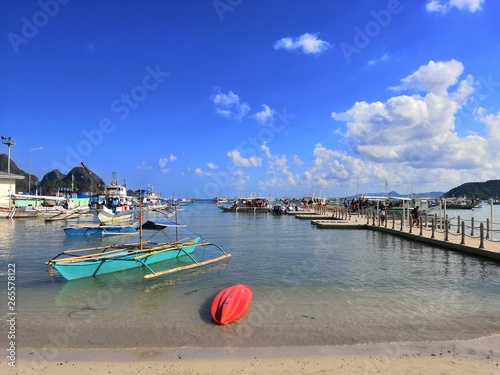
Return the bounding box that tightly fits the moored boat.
[63,222,139,236]
[218,196,272,213]
[47,218,231,281]
[444,196,481,209]
[89,178,137,224]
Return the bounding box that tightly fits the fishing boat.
[444,196,482,209]
[211,283,253,325]
[62,222,139,236]
[47,215,231,281]
[89,179,137,224]
[218,196,272,213]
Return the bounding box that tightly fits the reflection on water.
[0,204,499,348]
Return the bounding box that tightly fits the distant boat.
[217,196,272,213]
[444,196,481,209]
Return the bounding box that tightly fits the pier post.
[471,217,475,236]
[419,220,423,236]
[400,213,403,231]
[457,216,461,234]
[391,213,395,229]
[431,217,435,239]
[479,223,485,249]
[409,217,413,234]
[460,221,465,245]
[486,218,490,240]
[444,218,449,242]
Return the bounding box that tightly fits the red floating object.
[211,284,253,325]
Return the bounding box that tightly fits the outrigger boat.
[47,210,231,281]
[62,222,139,236]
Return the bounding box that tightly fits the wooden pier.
[292,206,500,262]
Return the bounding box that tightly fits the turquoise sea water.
[1,202,499,349]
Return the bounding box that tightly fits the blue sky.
[1,0,499,198]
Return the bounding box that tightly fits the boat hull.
[211,284,253,325]
[63,224,138,236]
[94,206,136,224]
[52,237,201,280]
[218,205,269,213]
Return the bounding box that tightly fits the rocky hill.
[0,154,105,195]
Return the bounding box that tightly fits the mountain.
[442,180,500,200]
[0,154,105,194]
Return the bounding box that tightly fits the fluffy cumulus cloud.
[211,89,250,121]
[260,144,296,187]
[426,0,484,13]
[390,59,464,95]
[326,59,500,191]
[158,155,177,173]
[254,104,274,124]
[227,149,262,167]
[274,33,331,55]
[195,167,211,177]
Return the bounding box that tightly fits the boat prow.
[211,284,252,325]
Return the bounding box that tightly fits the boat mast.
[139,191,143,250]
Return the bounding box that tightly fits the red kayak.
[211,284,253,325]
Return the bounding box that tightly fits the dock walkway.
[290,208,500,262]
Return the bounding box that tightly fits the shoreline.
[6,335,500,374]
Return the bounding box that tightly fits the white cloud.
[325,59,500,192]
[274,33,331,55]
[255,104,274,124]
[426,0,484,13]
[227,149,262,167]
[136,161,152,170]
[207,162,218,170]
[211,89,250,121]
[260,144,296,186]
[195,167,211,177]
[293,155,304,166]
[158,155,176,173]
[368,53,390,66]
[390,59,464,95]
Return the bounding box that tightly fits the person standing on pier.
[411,206,420,227]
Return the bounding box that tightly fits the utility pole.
[1,136,16,173]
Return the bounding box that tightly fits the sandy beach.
[6,335,500,374]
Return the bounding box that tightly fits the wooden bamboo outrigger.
[144,253,232,279]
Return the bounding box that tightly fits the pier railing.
[327,205,500,250]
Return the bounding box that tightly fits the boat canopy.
[11,193,67,201]
[141,220,186,230]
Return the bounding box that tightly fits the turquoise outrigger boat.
[47,220,231,281]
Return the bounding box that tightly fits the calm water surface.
[1,203,499,349]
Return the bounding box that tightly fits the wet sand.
[6,335,500,374]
